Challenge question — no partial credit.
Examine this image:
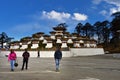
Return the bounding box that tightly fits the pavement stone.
[0,55,120,80]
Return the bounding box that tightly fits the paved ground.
[0,54,120,80]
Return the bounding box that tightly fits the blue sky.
[0,0,120,41]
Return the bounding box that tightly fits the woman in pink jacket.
[8,49,17,71]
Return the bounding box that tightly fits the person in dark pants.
[37,50,40,58]
[54,47,62,72]
[21,49,30,70]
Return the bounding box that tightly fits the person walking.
[37,50,40,58]
[54,47,62,72]
[21,49,30,70]
[8,49,17,71]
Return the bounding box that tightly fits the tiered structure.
[10,26,97,50]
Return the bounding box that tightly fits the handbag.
[14,60,18,67]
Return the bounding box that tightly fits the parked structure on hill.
[10,26,97,50]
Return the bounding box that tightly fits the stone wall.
[70,48,104,56]
[0,51,72,57]
[0,48,104,57]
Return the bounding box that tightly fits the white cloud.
[42,10,71,22]
[99,10,107,16]
[93,0,120,18]
[92,0,120,7]
[41,10,88,22]
[104,0,120,7]
[92,0,102,4]
[110,7,120,14]
[99,10,111,20]
[72,13,88,21]
[104,0,120,16]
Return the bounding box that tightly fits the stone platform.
[0,54,120,80]
[0,48,104,57]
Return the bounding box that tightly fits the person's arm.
[22,52,24,57]
[54,51,56,59]
[60,51,62,59]
[15,53,17,60]
[28,52,30,57]
[8,54,10,61]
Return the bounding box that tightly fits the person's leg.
[10,60,15,71]
[58,59,60,70]
[55,59,59,71]
[26,59,28,70]
[21,59,25,70]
